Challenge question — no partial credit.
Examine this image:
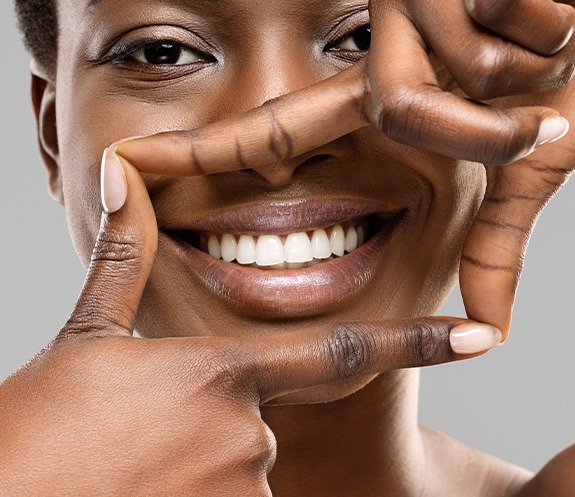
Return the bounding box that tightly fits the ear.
[30,62,63,205]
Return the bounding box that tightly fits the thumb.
[60,149,158,338]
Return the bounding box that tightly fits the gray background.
[1,3,574,473]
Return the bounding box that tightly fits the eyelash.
[327,24,371,55]
[100,39,214,67]
[101,24,371,69]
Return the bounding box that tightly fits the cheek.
[408,160,485,315]
[55,68,213,267]
[372,156,485,319]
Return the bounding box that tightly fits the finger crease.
[483,194,540,204]
[475,217,528,235]
[267,108,295,162]
[235,137,248,170]
[461,254,516,273]
[189,141,207,176]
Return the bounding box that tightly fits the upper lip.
[160,197,406,235]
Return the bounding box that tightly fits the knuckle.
[92,235,142,266]
[92,217,143,266]
[463,44,508,99]
[325,323,372,381]
[554,55,575,89]
[405,320,452,367]
[373,84,433,144]
[240,422,277,473]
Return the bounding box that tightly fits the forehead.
[62,0,368,23]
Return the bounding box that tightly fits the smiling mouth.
[162,199,407,317]
[173,216,379,270]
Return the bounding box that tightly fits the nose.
[212,37,345,187]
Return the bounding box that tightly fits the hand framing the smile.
[0,150,499,496]
[3,1,575,495]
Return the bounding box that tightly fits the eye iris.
[144,42,182,64]
[353,26,371,51]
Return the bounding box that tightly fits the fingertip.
[449,322,503,355]
[100,148,127,214]
[535,115,570,148]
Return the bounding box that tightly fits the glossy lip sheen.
[159,198,404,234]
[161,199,405,318]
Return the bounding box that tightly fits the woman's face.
[51,0,485,398]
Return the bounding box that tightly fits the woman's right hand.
[0,151,497,497]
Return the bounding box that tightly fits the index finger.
[114,61,371,176]
[115,54,568,175]
[246,317,501,403]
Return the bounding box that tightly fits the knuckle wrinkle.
[374,85,431,144]
[327,324,372,381]
[408,321,446,366]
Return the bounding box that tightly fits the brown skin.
[2,0,575,495]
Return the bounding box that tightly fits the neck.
[261,369,425,497]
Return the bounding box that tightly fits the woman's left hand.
[367,0,575,163]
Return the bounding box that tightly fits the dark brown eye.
[133,41,201,65]
[337,25,371,51]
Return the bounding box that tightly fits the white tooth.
[208,234,221,259]
[255,235,285,266]
[345,226,358,253]
[311,229,331,259]
[284,232,313,263]
[329,225,345,257]
[236,235,256,264]
[271,262,288,269]
[221,234,237,262]
[357,225,365,246]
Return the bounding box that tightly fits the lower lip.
[163,215,403,318]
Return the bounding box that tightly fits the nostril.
[241,153,339,188]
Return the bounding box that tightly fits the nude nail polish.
[449,323,502,355]
[101,148,127,214]
[536,116,569,147]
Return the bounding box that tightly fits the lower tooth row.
[204,224,366,266]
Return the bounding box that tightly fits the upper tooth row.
[205,225,365,266]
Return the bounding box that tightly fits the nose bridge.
[233,30,320,112]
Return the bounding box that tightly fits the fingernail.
[450,323,502,355]
[101,148,127,213]
[536,116,569,147]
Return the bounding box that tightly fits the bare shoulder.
[421,426,575,497]
[514,445,575,497]
[419,425,533,497]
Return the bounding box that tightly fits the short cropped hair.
[14,0,58,73]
